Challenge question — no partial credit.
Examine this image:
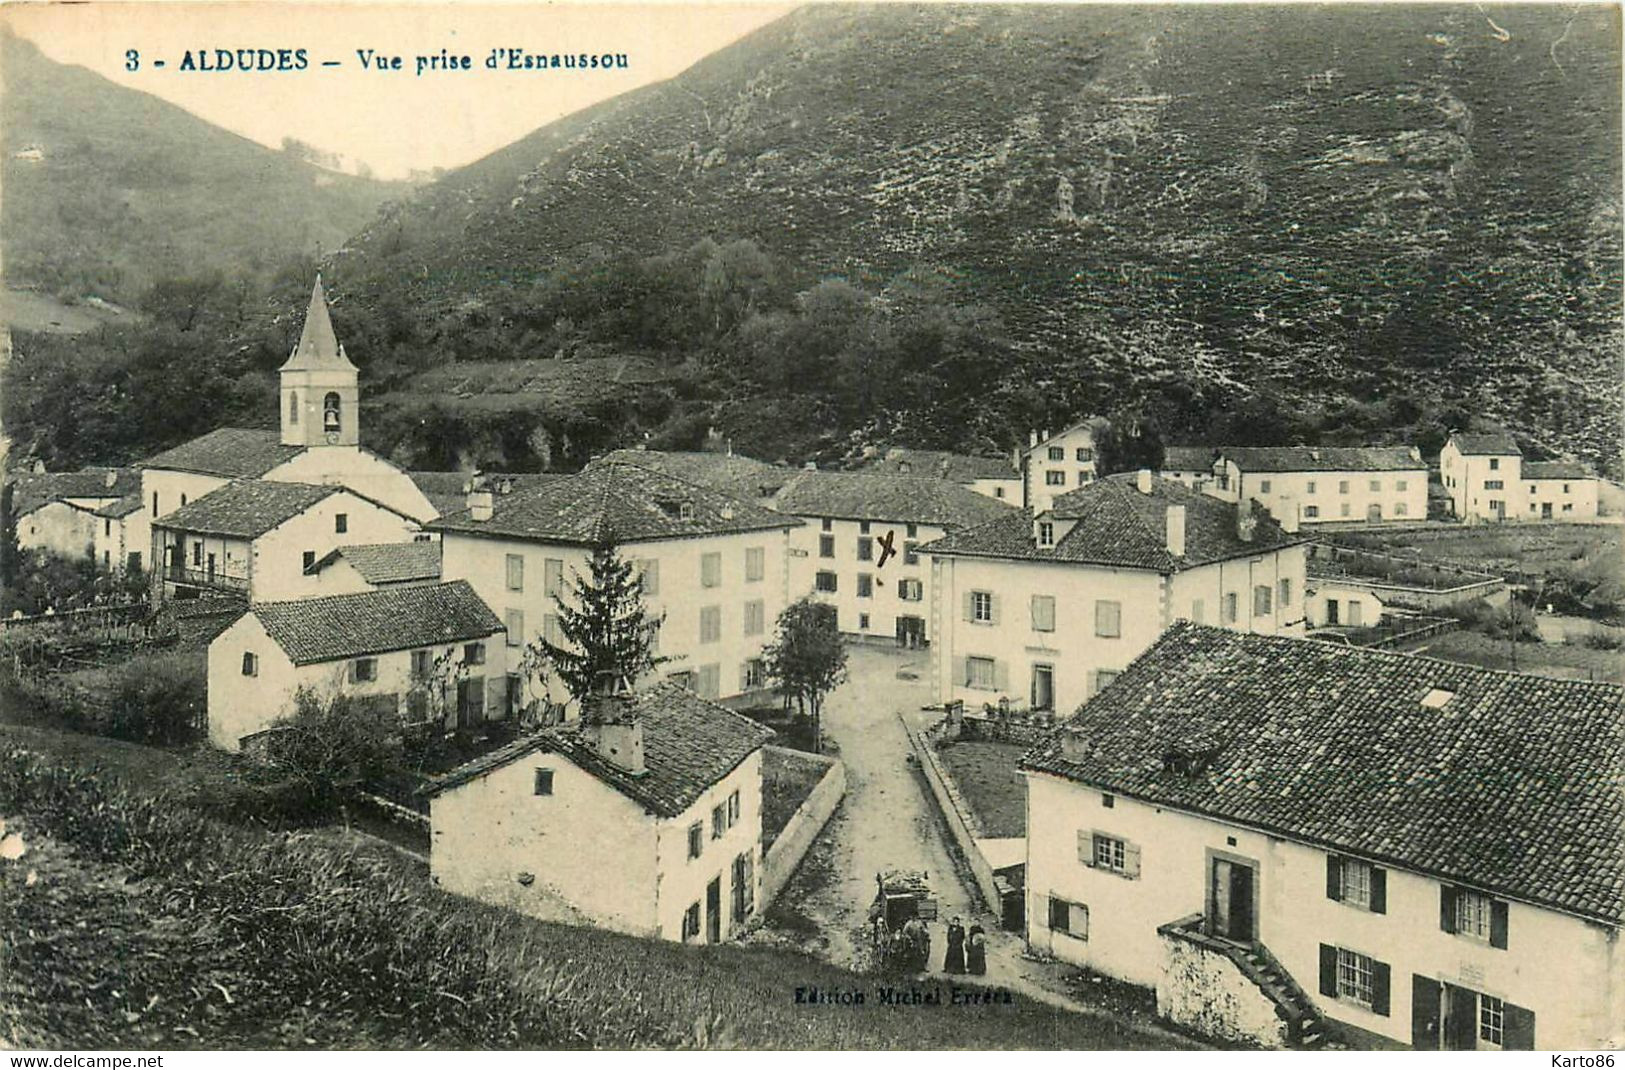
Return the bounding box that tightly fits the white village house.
[1021,622,1625,1051]
[9,467,142,566]
[771,468,1017,647]
[301,541,444,596]
[925,471,1307,717]
[426,680,773,943]
[1205,446,1429,526]
[1440,431,1601,523]
[206,579,507,750]
[1022,421,1100,514]
[432,459,799,709]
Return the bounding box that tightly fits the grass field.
[1331,525,1619,584]
[761,747,831,849]
[936,740,1029,839]
[1411,632,1623,685]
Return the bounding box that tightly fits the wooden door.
[1210,858,1255,942]
[1411,975,1442,1050]
[706,877,722,943]
[1443,983,1479,1051]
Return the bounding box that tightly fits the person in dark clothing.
[944,917,966,974]
[966,922,987,975]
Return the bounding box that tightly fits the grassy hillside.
[0,33,404,305]
[316,3,1620,471]
[0,739,1181,1049]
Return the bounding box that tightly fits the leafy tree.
[762,597,848,753]
[264,686,403,815]
[531,532,665,705]
[1091,410,1166,476]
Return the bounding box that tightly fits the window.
[1047,446,1064,461]
[1480,995,1505,1048]
[1077,471,1091,485]
[1031,595,1056,632]
[1094,600,1121,638]
[289,390,299,424]
[898,578,923,601]
[820,518,832,532]
[636,559,659,597]
[351,658,378,683]
[679,502,695,520]
[1484,480,1504,490]
[323,391,342,433]
[1340,502,1351,518]
[1335,948,1375,1007]
[1394,502,1409,516]
[815,571,838,593]
[742,658,766,691]
[533,769,554,796]
[1306,481,1317,494]
[152,492,158,517]
[463,642,485,666]
[727,790,740,826]
[334,513,348,534]
[701,552,722,588]
[1445,887,1506,945]
[1338,480,1350,494]
[1045,470,1066,486]
[682,902,701,942]
[193,542,204,566]
[302,550,316,573]
[857,573,873,599]
[411,649,431,678]
[1327,856,1386,912]
[858,613,870,630]
[1489,457,1500,470]
[1223,592,1239,623]
[688,822,703,860]
[819,534,835,558]
[906,523,918,538]
[971,591,993,623]
[1396,480,1408,492]
[744,599,765,636]
[1369,479,1381,492]
[1189,598,1205,624]
[104,519,111,537]
[904,540,920,565]
[241,652,258,677]
[857,537,873,562]
[1047,896,1087,939]
[544,558,564,597]
[1093,834,1126,872]
[1075,447,1093,462]
[1037,522,1055,547]
[700,606,722,644]
[745,547,765,582]
[1259,479,1272,493]
[966,656,995,689]
[506,553,524,591]
[712,804,726,840]
[1092,669,1121,695]
[1278,577,1293,607]
[1254,584,1273,616]
[859,521,871,534]
[1563,483,1571,494]
[1304,505,1321,518]
[506,609,524,647]
[544,613,563,645]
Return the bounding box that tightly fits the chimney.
[468,490,494,522]
[1029,430,1039,449]
[104,470,118,489]
[581,670,645,776]
[1236,497,1256,543]
[1408,445,1422,462]
[803,461,817,471]
[1136,469,1154,494]
[1165,503,1186,557]
[720,503,735,521]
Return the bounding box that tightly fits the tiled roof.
[1448,432,1522,457]
[1524,460,1591,480]
[772,470,1018,528]
[1217,446,1423,473]
[314,541,441,584]
[925,474,1300,571]
[866,448,1017,484]
[93,492,145,519]
[597,449,791,500]
[251,580,503,665]
[1022,622,1625,925]
[429,461,799,544]
[428,681,773,817]
[143,428,306,479]
[10,467,139,515]
[152,480,340,538]
[407,471,565,518]
[1161,446,1218,472]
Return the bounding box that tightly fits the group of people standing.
[942,916,987,976]
[872,913,988,976]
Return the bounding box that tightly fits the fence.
[761,746,845,908]
[1363,616,1459,650]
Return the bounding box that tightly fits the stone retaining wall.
[760,746,846,908]
[903,713,1002,913]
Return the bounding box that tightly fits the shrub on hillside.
[1445,598,1540,642]
[102,652,206,745]
[259,688,404,816]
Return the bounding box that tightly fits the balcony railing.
[164,565,249,594]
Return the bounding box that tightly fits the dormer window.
[1037,521,1055,547]
[680,501,695,520]
[1421,688,1455,710]
[323,392,342,433]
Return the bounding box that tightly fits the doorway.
[896,615,925,649]
[706,876,722,943]
[1541,502,1553,519]
[1207,853,1258,943]
[1367,503,1382,522]
[1031,664,1054,712]
[1325,599,1340,625]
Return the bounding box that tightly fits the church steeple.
[280,274,359,447]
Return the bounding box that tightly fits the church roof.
[279,275,356,372]
[143,428,305,479]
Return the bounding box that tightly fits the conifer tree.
[533,530,665,704]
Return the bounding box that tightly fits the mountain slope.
[323,3,1621,469]
[1,33,405,304]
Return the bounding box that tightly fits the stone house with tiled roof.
[150,479,421,603]
[303,541,443,596]
[923,471,1306,717]
[431,461,801,709]
[1440,432,1601,523]
[426,681,773,943]
[863,447,1022,503]
[1208,446,1428,526]
[8,467,142,567]
[1022,420,1102,514]
[1020,621,1624,1051]
[205,580,507,750]
[770,468,1018,647]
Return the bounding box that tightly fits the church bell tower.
[279,275,359,448]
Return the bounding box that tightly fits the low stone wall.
[1158,921,1288,1049]
[760,747,846,908]
[904,713,1002,913]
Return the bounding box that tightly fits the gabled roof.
[312,541,441,585]
[596,449,791,500]
[1025,418,1099,455]
[866,448,1017,484]
[1524,460,1591,480]
[925,474,1300,572]
[143,428,306,479]
[249,580,503,666]
[279,275,356,372]
[152,480,341,538]
[772,470,1018,528]
[1021,622,1625,926]
[1447,432,1522,457]
[407,471,563,518]
[10,467,139,515]
[1216,446,1423,473]
[1161,446,1218,472]
[429,461,799,544]
[428,682,773,818]
[93,491,145,519]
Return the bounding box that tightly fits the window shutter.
[1503,1003,1536,1050]
[1318,944,1338,998]
[1439,886,1456,933]
[1369,867,1387,914]
[739,663,751,692]
[1489,899,1508,949]
[1326,856,1342,901]
[1370,959,1391,1017]
[962,590,974,621]
[954,656,968,687]
[1122,841,1142,879]
[989,593,1001,625]
[1076,829,1094,866]
[993,660,1010,693]
[1031,594,1042,629]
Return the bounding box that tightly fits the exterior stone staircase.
[1156,914,1328,1049]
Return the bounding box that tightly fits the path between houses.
[764,646,1198,1046]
